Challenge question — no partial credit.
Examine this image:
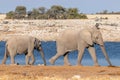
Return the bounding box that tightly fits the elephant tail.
[5,43,9,57]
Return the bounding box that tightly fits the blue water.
[0,41,119,66]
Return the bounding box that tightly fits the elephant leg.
[10,55,15,65]
[88,46,99,66]
[49,53,62,65]
[2,47,9,64]
[2,53,8,64]
[100,45,112,66]
[40,50,46,66]
[77,47,85,66]
[63,52,71,66]
[25,54,30,65]
[9,50,16,65]
[49,46,65,65]
[29,54,35,65]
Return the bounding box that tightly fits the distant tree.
[27,11,32,19]
[66,8,86,19]
[27,7,47,19]
[67,8,77,19]
[14,6,26,19]
[47,5,66,19]
[103,10,108,14]
[38,7,48,19]
[68,8,78,14]
[31,8,40,19]
[96,10,109,14]
[78,14,88,19]
[27,8,39,19]
[111,11,114,14]
[37,14,48,19]
[6,5,87,19]
[6,11,15,19]
[38,7,46,14]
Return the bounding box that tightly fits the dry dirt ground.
[0,65,119,80]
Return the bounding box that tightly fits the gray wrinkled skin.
[49,25,112,66]
[2,36,46,65]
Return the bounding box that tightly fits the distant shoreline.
[0,14,120,42]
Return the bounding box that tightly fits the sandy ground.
[0,65,119,80]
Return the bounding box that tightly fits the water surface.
[0,41,119,66]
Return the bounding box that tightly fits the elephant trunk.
[100,45,112,66]
[39,47,46,66]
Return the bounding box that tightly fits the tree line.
[6,5,87,19]
[96,10,120,14]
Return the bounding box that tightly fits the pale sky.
[0,0,120,14]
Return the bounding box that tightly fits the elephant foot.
[108,65,115,67]
[10,63,18,66]
[1,60,6,64]
[16,63,19,65]
[25,64,32,66]
[1,63,6,66]
[76,63,83,66]
[44,63,46,66]
[49,58,55,65]
[29,63,34,65]
[38,64,46,66]
[64,63,72,66]
[1,62,5,65]
[26,63,33,65]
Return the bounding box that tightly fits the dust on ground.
[0,65,119,80]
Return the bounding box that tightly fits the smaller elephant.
[2,36,46,65]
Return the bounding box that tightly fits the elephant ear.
[34,38,40,48]
[81,30,93,46]
[34,38,37,47]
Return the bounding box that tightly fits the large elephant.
[1,36,46,65]
[49,23,112,66]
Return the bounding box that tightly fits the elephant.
[1,36,46,65]
[49,23,112,66]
